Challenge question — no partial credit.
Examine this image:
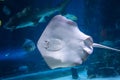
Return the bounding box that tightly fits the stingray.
[37,15,120,69]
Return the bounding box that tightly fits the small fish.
[22,39,36,52]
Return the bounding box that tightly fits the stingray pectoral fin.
[93,43,120,52]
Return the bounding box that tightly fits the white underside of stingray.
[37,15,120,69]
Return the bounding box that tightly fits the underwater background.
[0,0,120,80]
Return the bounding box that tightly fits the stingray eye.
[43,40,49,49]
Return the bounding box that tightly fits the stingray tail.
[93,43,120,52]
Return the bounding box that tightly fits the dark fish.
[22,39,36,52]
[3,0,71,31]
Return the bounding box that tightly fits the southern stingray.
[37,15,120,69]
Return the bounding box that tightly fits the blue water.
[0,0,120,79]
